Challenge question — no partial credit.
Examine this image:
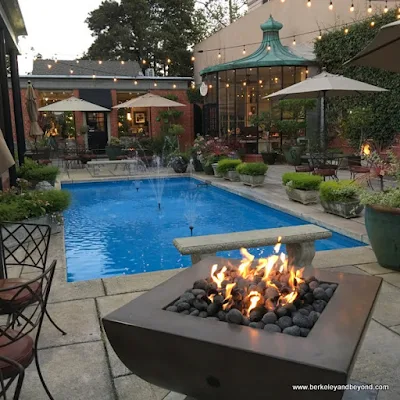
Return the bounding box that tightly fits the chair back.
[0,223,51,278]
[0,355,25,399]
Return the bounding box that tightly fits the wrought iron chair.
[0,356,25,400]
[0,261,57,400]
[309,153,339,181]
[0,223,66,336]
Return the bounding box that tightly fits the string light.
[98,60,103,64]
[307,0,311,7]
[113,77,117,82]
[370,21,375,27]
[173,84,177,88]
[259,80,263,84]
[167,58,171,64]
[218,50,222,58]
[154,82,157,87]
[384,0,388,13]
[318,31,322,40]
[226,83,230,88]
[47,64,52,69]
[267,43,271,51]
[121,60,125,65]
[191,56,195,61]
[243,46,246,54]
[350,3,354,12]
[329,1,333,10]
[293,36,296,45]
[209,84,213,89]
[344,26,349,34]
[92,73,96,79]
[142,59,147,65]
[134,80,138,85]
[70,69,74,74]
[368,1,372,13]
[243,81,247,86]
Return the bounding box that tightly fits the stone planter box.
[320,200,364,219]
[239,174,266,187]
[224,170,240,182]
[212,163,223,178]
[285,186,318,205]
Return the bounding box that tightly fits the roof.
[200,15,312,75]
[0,0,27,36]
[32,59,143,77]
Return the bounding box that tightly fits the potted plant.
[17,158,59,187]
[106,137,124,160]
[170,153,189,173]
[282,172,322,205]
[216,159,242,181]
[236,162,268,187]
[31,137,51,160]
[319,180,363,218]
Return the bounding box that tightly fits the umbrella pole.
[320,91,327,151]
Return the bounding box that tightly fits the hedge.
[319,180,360,203]
[216,159,242,174]
[236,162,268,176]
[282,172,322,191]
[17,158,59,185]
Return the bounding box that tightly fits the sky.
[18,0,105,75]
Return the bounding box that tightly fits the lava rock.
[191,289,206,297]
[330,284,338,291]
[249,309,264,323]
[217,311,226,321]
[177,302,191,312]
[207,302,220,316]
[249,322,265,329]
[303,293,314,305]
[256,281,266,292]
[190,309,200,316]
[309,311,320,324]
[264,324,282,333]
[309,281,319,290]
[319,283,331,290]
[166,306,178,312]
[271,280,282,290]
[236,277,248,290]
[299,283,309,293]
[265,287,279,299]
[299,308,310,316]
[199,311,208,318]
[261,312,278,325]
[221,279,230,289]
[180,293,195,303]
[283,325,301,336]
[180,310,190,315]
[284,303,297,314]
[242,317,250,326]
[248,284,257,292]
[293,299,303,309]
[193,280,208,291]
[293,314,313,329]
[206,282,218,293]
[226,309,243,325]
[213,295,224,305]
[302,304,314,312]
[325,288,334,299]
[193,299,208,311]
[313,300,327,313]
[277,316,293,330]
[189,307,196,313]
[313,287,329,301]
[305,276,316,284]
[276,307,288,318]
[300,328,310,337]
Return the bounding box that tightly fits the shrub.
[216,159,242,174]
[108,137,122,146]
[360,188,400,209]
[320,180,360,203]
[35,190,71,213]
[17,159,59,185]
[236,162,268,176]
[282,172,322,190]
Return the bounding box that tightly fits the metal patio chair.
[0,356,25,400]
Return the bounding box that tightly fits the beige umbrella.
[39,96,110,112]
[0,129,15,175]
[345,20,400,72]
[26,82,44,137]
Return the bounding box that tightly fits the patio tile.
[389,325,400,335]
[351,320,400,400]
[114,374,168,400]
[313,247,377,269]
[326,265,370,275]
[47,232,67,268]
[38,298,101,349]
[48,269,105,303]
[376,273,400,289]
[102,269,183,295]
[372,282,400,327]
[357,263,394,276]
[97,292,146,378]
[19,341,115,400]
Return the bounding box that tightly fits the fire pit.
[103,249,382,400]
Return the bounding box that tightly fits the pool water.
[62,178,365,282]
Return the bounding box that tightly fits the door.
[86,112,108,153]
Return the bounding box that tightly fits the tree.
[84,0,206,76]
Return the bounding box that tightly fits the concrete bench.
[173,224,332,268]
[87,159,144,175]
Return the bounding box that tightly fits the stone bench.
[173,224,332,268]
[87,159,144,175]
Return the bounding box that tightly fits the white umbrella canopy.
[345,20,400,72]
[113,93,185,109]
[26,82,44,137]
[0,129,15,175]
[38,96,110,112]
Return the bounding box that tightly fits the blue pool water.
[62,178,365,282]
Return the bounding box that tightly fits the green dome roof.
[200,15,312,75]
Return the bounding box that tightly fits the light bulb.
[173,84,177,88]
[70,69,74,74]
[47,64,52,69]
[191,56,195,61]
[368,2,372,13]
[121,60,125,65]
[280,0,285,2]
[167,58,171,64]
[243,47,246,54]
[142,59,146,64]
[98,60,102,64]
[134,80,138,85]
[92,74,96,79]
[384,1,388,13]
[329,1,333,10]
[243,82,247,86]
[113,77,117,82]
[318,31,322,40]
[218,51,222,58]
[371,21,375,27]
[154,83,157,87]
[293,37,296,45]
[350,3,354,12]
[209,84,213,89]
[397,13,400,19]
[344,27,349,34]
[76,60,79,64]
[226,83,230,88]
[307,0,311,7]
[267,43,271,50]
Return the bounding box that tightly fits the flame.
[223,283,236,310]
[362,143,371,156]
[211,264,227,288]
[279,291,298,306]
[247,291,262,315]
[274,236,282,253]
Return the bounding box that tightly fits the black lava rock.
[190,309,200,316]
[271,279,282,290]
[179,293,195,304]
[177,302,191,312]
[284,303,297,314]
[302,304,314,312]
[256,281,266,292]
[300,328,310,337]
[242,317,250,326]
[309,281,319,290]
[319,283,331,290]
[199,311,208,318]
[236,277,248,290]
[249,322,265,329]
[265,287,279,299]
[303,293,314,304]
[166,306,178,312]
[313,287,329,301]
[264,324,282,333]
[276,307,288,317]
[299,283,309,293]
[262,312,278,325]
[180,310,190,315]
[299,308,310,316]
[213,295,224,305]
[189,307,196,313]
[191,289,206,297]
[309,311,320,324]
[193,280,208,291]
[325,288,334,299]
[313,300,326,313]
[283,325,301,336]
[207,302,220,316]
[193,299,208,311]
[249,309,264,323]
[217,311,226,321]
[293,314,313,329]
[277,316,293,330]
[330,283,338,291]
[226,309,243,325]
[206,282,218,293]
[221,279,230,289]
[305,276,316,284]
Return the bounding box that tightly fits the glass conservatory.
[200,16,314,153]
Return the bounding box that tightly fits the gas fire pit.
[103,249,382,400]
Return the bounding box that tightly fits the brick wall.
[110,90,118,138]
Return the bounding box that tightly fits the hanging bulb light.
[113,77,117,82]
[47,64,52,69]
[368,1,372,13]
[92,73,96,79]
[293,36,296,45]
[371,21,375,27]
[329,1,333,10]
[70,69,74,74]
[76,59,79,64]
[121,60,125,65]
[154,82,157,87]
[243,46,246,55]
[318,31,322,40]
[218,50,222,58]
[350,3,354,12]
[226,83,230,88]
[267,42,271,51]
[134,80,138,85]
[384,0,388,13]
[306,68,309,75]
[280,0,285,2]
[142,59,147,65]
[98,60,102,64]
[344,26,349,34]
[307,0,311,7]
[167,58,171,64]
[191,55,195,62]
[173,84,177,88]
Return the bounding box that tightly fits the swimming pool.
[62,177,365,282]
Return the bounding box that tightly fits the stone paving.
[13,165,400,399]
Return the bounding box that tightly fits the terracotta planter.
[212,163,223,178]
[365,205,400,271]
[242,154,263,163]
[320,200,364,219]
[239,174,266,187]
[224,170,240,182]
[285,186,318,205]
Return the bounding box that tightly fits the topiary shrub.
[17,159,59,185]
[216,159,242,174]
[236,162,268,176]
[320,180,360,203]
[282,173,322,191]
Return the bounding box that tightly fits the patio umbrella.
[0,129,15,175]
[38,96,110,112]
[265,69,387,148]
[26,82,44,138]
[345,20,400,72]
